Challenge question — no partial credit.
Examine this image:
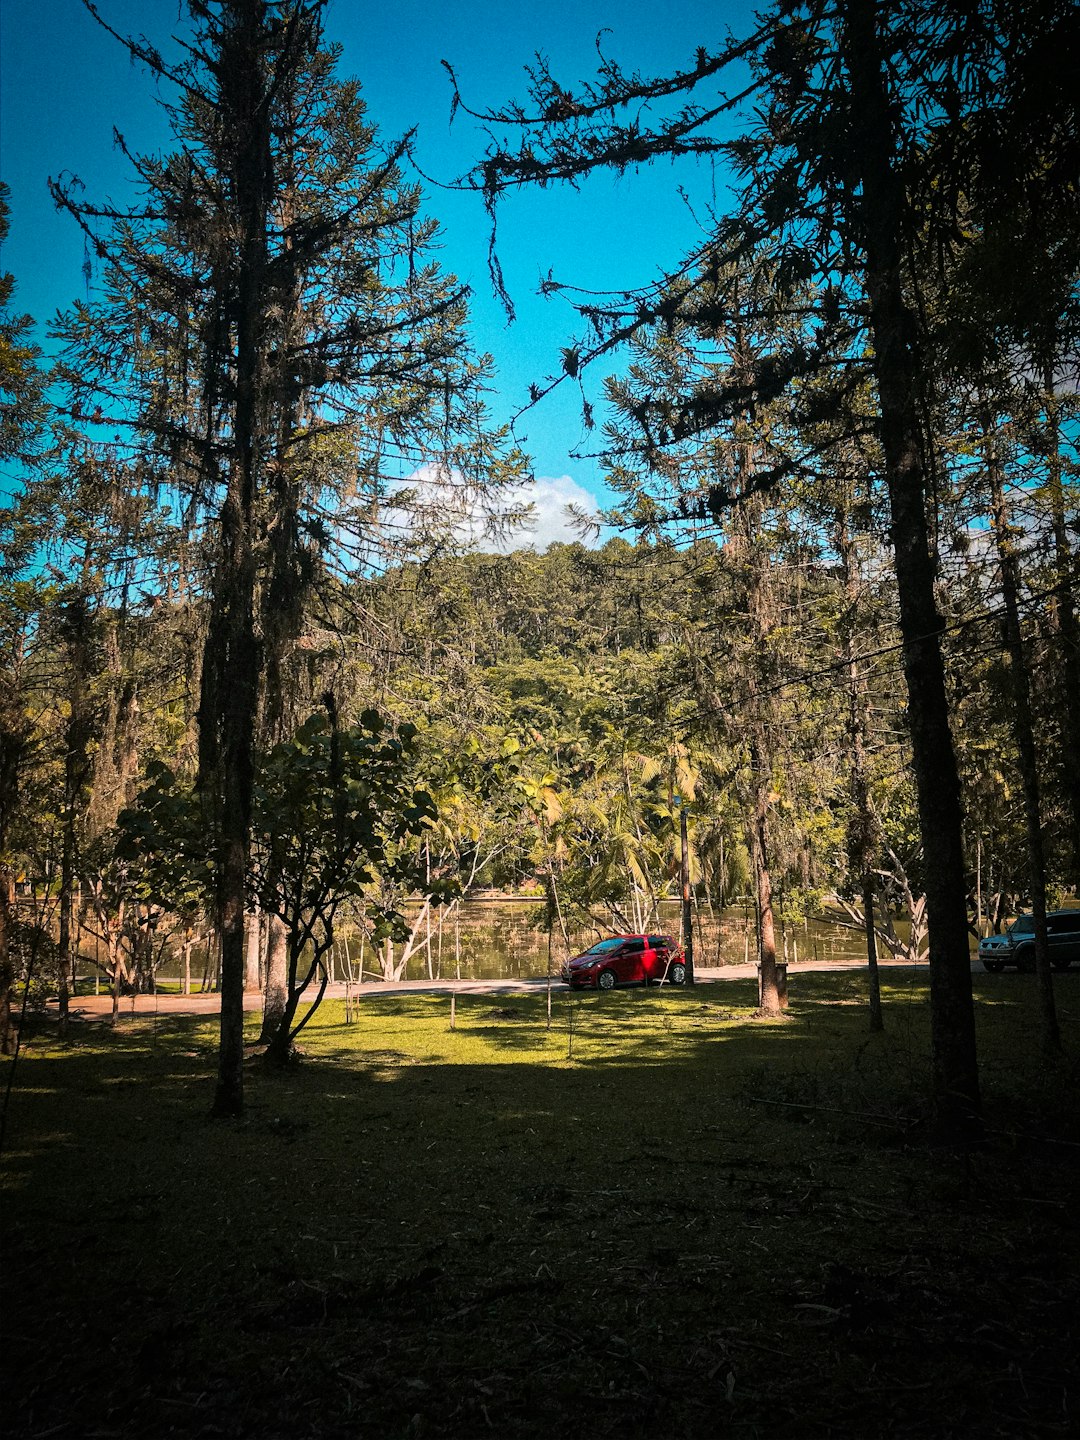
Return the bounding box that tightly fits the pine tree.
[51,0,520,1114]
[451,0,1080,1137]
[0,185,50,1054]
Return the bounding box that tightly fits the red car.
[562,934,686,991]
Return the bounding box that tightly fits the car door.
[1066,914,1080,966]
[646,935,673,981]
[616,938,646,982]
[1048,912,1080,968]
[1047,913,1064,963]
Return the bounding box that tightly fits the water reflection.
[346,899,877,983]
[141,900,886,993]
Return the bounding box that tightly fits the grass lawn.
[3,971,1079,1438]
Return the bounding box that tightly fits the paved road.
[50,957,936,1020]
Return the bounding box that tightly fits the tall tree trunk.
[181,929,194,997]
[750,737,784,1015]
[836,505,884,1032]
[842,0,980,1137]
[57,584,94,1035]
[0,537,28,1053]
[199,0,276,1117]
[680,806,695,984]
[0,862,15,1056]
[728,333,787,1016]
[133,910,155,993]
[109,933,123,1025]
[245,906,262,993]
[861,874,882,1027]
[1043,369,1080,887]
[984,409,1060,1053]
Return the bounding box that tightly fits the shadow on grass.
[3,972,1078,1440]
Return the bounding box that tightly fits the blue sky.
[1,0,757,542]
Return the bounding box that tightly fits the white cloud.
[515,473,607,551]
[393,466,608,555]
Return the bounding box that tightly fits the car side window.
[625,938,646,954]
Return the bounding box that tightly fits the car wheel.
[597,969,616,992]
[1015,945,1036,973]
[982,960,1003,973]
[669,961,687,986]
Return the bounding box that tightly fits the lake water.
[73,897,927,995]
[332,897,877,983]
[132,898,890,992]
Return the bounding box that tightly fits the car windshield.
[583,938,626,955]
[1008,916,1035,936]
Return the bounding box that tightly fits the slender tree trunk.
[842,0,979,1136]
[728,351,787,1016]
[837,505,884,1032]
[244,906,262,993]
[57,587,94,1035]
[862,876,883,1026]
[265,936,302,1068]
[110,944,122,1025]
[200,0,276,1117]
[680,806,696,984]
[0,618,27,1054]
[259,913,288,1045]
[984,409,1060,1053]
[455,901,462,982]
[750,739,783,1015]
[57,822,75,1032]
[265,934,330,1068]
[0,864,16,1056]
[1043,370,1080,887]
[264,947,300,1068]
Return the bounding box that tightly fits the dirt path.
[50,957,934,1020]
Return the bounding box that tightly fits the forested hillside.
[4,516,1077,1047]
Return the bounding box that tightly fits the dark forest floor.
[3,971,1079,1439]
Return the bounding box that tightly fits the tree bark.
[984,409,1060,1053]
[750,738,784,1015]
[0,863,15,1055]
[836,505,884,1032]
[680,806,696,984]
[1043,369,1080,887]
[842,0,980,1137]
[57,586,94,1035]
[181,930,194,997]
[199,0,276,1117]
[264,933,330,1068]
[245,907,262,993]
[259,912,288,1046]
